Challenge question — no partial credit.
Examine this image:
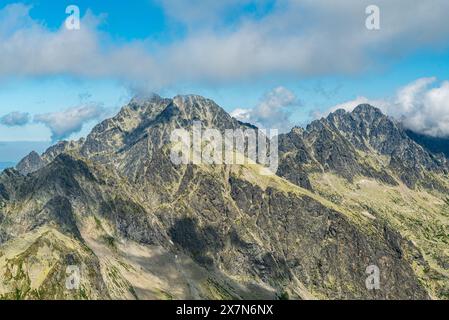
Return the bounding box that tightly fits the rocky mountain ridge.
[278,104,448,191]
[2,95,449,299]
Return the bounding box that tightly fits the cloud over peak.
[328,77,449,138]
[34,104,107,141]
[231,86,300,131]
[393,78,449,138]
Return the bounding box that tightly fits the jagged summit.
[109,93,238,130]
[16,94,252,178]
[16,150,44,175]
[279,103,448,189]
[173,94,214,103]
[162,94,231,122]
[129,93,164,105]
[126,93,223,116]
[130,93,208,105]
[328,104,383,116]
[326,104,387,127]
[14,98,449,187]
[352,103,383,115]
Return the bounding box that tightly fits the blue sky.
[1,0,449,162]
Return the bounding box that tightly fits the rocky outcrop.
[278,104,448,190]
[16,151,45,175]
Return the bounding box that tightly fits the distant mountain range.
[0,95,448,300]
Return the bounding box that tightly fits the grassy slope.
[1,150,448,299]
[309,171,449,299]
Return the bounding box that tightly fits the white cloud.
[0,5,157,84]
[231,86,299,130]
[389,78,449,137]
[327,96,389,114]
[327,77,449,138]
[34,104,107,141]
[1,2,449,88]
[0,111,30,126]
[230,108,252,122]
[390,77,436,116]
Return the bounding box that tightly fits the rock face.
[1,96,448,300]
[16,151,45,175]
[277,105,448,190]
[406,129,449,158]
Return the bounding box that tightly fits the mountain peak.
[166,94,239,128]
[352,104,384,116]
[325,103,388,131]
[16,150,45,175]
[130,93,163,105]
[172,94,219,113]
[173,94,208,102]
[332,108,347,116]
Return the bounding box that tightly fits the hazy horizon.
[0,141,51,163]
